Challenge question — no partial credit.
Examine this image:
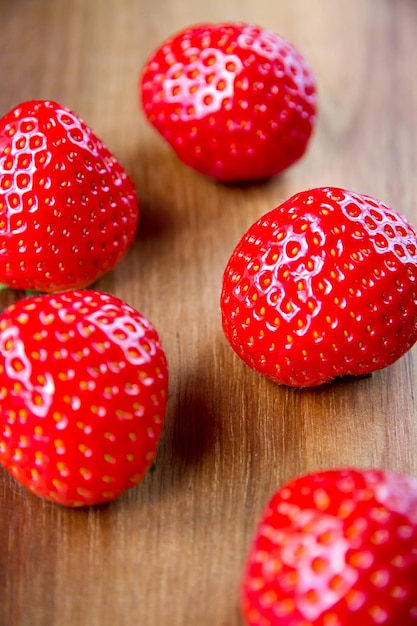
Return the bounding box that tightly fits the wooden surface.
[1,1,417,625]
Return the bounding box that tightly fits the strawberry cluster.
[0,99,169,507]
[0,19,417,625]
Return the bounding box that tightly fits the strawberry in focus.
[241,468,417,625]
[0,100,139,292]
[221,187,417,387]
[140,22,317,182]
[0,290,168,506]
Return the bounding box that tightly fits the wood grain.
[1,1,417,625]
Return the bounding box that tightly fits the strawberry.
[0,100,138,293]
[0,289,168,506]
[221,187,417,387]
[140,22,317,182]
[241,468,417,626]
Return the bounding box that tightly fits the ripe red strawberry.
[221,187,417,387]
[0,100,138,292]
[140,22,317,182]
[0,289,168,506]
[241,468,417,625]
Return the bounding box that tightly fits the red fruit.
[0,100,138,292]
[140,22,316,182]
[0,290,168,506]
[221,187,417,387]
[241,468,417,625]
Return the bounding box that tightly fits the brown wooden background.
[1,1,417,625]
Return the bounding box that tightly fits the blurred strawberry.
[140,22,316,181]
[242,468,417,625]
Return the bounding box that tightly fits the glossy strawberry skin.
[221,187,417,387]
[241,468,417,626]
[0,290,168,506]
[0,100,139,292]
[140,22,316,182]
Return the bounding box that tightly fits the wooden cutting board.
[1,0,416,624]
